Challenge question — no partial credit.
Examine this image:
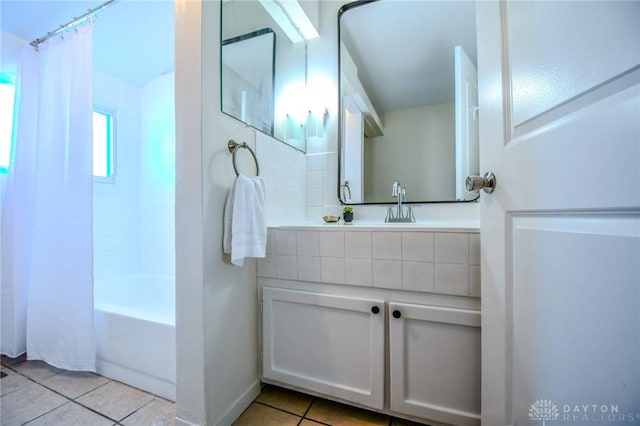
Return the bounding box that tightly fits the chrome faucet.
[386,181,416,223]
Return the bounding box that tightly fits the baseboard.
[215,380,262,426]
[175,417,203,426]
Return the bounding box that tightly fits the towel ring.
[228,139,260,177]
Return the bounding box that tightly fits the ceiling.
[1,0,174,87]
[340,0,477,113]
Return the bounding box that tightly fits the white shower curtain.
[0,25,95,371]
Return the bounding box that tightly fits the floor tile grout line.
[20,400,71,426]
[3,357,172,425]
[1,363,68,400]
[20,374,120,425]
[117,395,158,424]
[253,400,306,419]
[2,360,121,425]
[68,395,122,423]
[302,396,333,425]
[71,378,113,400]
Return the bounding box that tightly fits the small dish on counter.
[322,215,340,223]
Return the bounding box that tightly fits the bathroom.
[2,0,639,425]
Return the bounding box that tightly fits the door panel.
[389,302,481,426]
[262,287,385,409]
[506,1,640,126]
[477,1,640,424]
[510,214,640,425]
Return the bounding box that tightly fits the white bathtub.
[94,274,176,401]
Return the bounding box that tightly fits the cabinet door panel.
[390,303,481,426]
[263,287,385,409]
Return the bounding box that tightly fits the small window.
[93,110,114,181]
[0,76,16,173]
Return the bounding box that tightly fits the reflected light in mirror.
[276,80,306,149]
[276,80,307,124]
[274,72,334,150]
[307,74,335,117]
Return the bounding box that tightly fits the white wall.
[364,102,455,202]
[93,71,141,281]
[0,31,23,72]
[139,72,176,277]
[175,1,260,425]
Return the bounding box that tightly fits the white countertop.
[273,220,480,233]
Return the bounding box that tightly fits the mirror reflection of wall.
[221,0,320,153]
[339,0,480,204]
[222,29,275,136]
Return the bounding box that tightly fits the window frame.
[0,73,16,174]
[92,107,117,184]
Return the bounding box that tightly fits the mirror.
[222,29,275,136]
[339,0,480,204]
[221,1,308,152]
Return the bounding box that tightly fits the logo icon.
[529,399,560,425]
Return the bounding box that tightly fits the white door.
[477,2,640,425]
[261,287,385,409]
[389,302,481,426]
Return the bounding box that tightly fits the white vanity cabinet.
[261,285,481,425]
[389,302,481,426]
[262,286,385,409]
[259,226,481,425]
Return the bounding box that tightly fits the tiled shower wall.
[93,71,141,281]
[93,71,175,281]
[139,72,175,277]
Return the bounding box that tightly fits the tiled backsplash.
[256,133,307,224]
[305,152,341,220]
[257,227,481,298]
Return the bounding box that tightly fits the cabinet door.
[389,302,481,426]
[262,286,385,409]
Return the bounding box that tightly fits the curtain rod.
[30,0,119,49]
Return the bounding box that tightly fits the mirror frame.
[337,0,479,205]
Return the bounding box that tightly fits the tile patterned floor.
[233,385,430,426]
[1,354,175,426]
[2,354,429,426]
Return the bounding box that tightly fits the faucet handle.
[392,181,401,197]
[406,206,416,222]
[385,206,394,222]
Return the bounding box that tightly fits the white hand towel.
[223,174,267,267]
